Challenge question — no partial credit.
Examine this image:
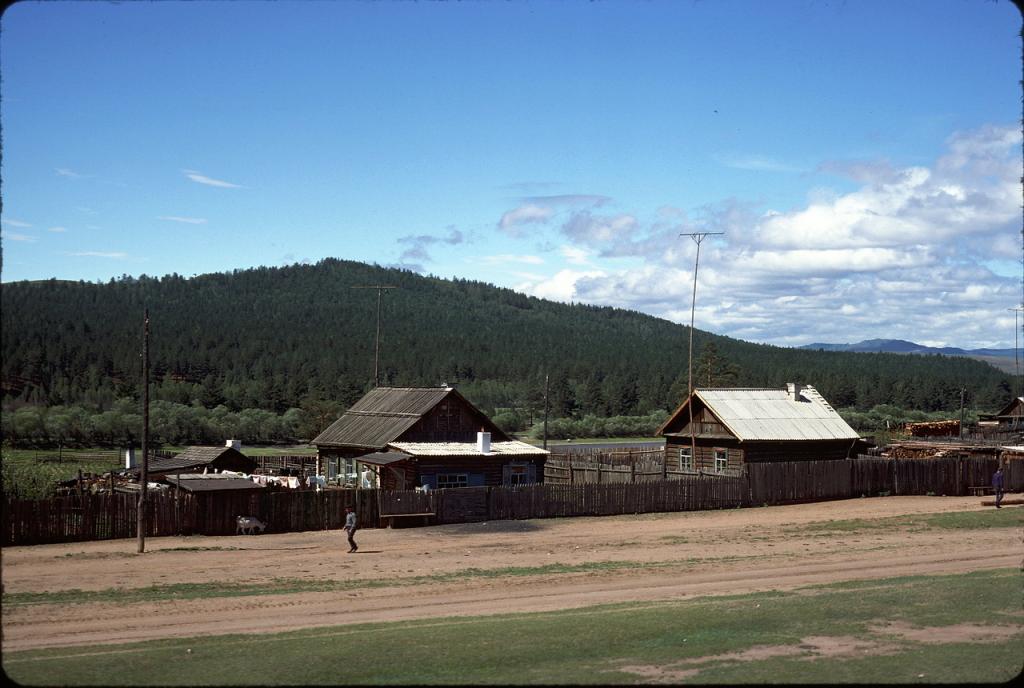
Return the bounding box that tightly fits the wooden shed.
[312,386,548,490]
[658,384,864,473]
[129,446,257,481]
[163,473,264,494]
[980,397,1024,430]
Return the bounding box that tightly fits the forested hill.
[1,257,1013,418]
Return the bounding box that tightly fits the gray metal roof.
[356,451,414,466]
[664,386,859,442]
[312,387,506,448]
[163,473,263,493]
[132,446,254,476]
[388,440,549,456]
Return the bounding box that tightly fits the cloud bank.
[506,124,1022,349]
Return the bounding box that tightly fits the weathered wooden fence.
[4,456,1021,545]
[544,448,697,484]
[1,488,380,545]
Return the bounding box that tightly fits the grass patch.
[4,569,1021,685]
[788,508,1024,536]
[1,559,664,607]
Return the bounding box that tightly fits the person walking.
[992,466,1005,509]
[344,506,359,552]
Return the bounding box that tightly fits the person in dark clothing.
[344,506,358,552]
[992,467,1005,509]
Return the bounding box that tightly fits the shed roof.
[388,440,549,457]
[163,473,262,493]
[356,451,414,466]
[994,397,1024,417]
[660,385,859,442]
[133,446,254,476]
[312,386,505,448]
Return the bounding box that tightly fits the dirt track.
[2,496,1021,652]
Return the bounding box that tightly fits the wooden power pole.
[137,309,150,554]
[352,285,397,387]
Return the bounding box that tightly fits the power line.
[352,285,397,387]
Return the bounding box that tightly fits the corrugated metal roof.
[693,386,859,441]
[357,451,414,466]
[387,440,549,456]
[132,446,253,475]
[312,387,509,448]
[312,387,454,448]
[163,474,263,493]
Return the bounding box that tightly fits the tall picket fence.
[3,456,1020,546]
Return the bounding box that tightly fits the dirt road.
[3,496,1021,652]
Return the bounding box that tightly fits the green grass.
[788,508,1024,536]
[0,560,662,607]
[4,569,1021,685]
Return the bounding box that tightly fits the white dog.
[236,516,267,535]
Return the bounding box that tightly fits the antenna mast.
[679,232,724,470]
[352,285,397,387]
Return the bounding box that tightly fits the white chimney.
[225,439,241,451]
[125,447,136,470]
[787,383,804,401]
[477,431,491,454]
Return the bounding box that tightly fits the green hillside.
[1,258,1013,439]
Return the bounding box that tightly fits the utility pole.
[959,387,966,441]
[1008,307,1023,399]
[137,309,150,554]
[352,285,397,387]
[543,372,550,450]
[680,232,723,469]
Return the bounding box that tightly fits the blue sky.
[2,0,1021,349]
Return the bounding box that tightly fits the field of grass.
[3,568,1021,685]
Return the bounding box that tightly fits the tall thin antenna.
[680,232,724,468]
[1009,307,1023,399]
[137,308,150,554]
[352,285,397,387]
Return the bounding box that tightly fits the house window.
[714,449,728,473]
[678,446,693,470]
[436,473,469,489]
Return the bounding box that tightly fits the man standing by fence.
[992,466,1004,509]
[344,506,358,552]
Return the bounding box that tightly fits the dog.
[236,516,267,535]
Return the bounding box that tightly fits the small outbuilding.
[980,397,1024,430]
[163,473,264,494]
[658,383,864,472]
[129,445,257,481]
[313,386,548,489]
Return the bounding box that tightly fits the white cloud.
[158,216,208,225]
[47,226,67,233]
[560,245,591,265]
[2,218,32,228]
[182,169,242,188]
[67,251,128,259]
[515,268,607,303]
[2,231,35,242]
[717,154,804,173]
[499,205,554,232]
[55,167,83,178]
[480,254,544,265]
[526,123,1022,349]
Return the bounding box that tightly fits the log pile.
[903,419,960,437]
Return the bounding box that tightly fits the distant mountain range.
[799,339,1020,374]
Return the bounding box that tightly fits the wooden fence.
[545,448,703,484]
[4,455,1021,546]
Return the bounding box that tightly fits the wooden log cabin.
[658,384,864,472]
[312,386,548,490]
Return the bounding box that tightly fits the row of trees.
[3,258,1016,440]
[0,394,983,449]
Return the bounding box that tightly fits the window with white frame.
[678,446,693,470]
[436,473,469,489]
[714,449,728,473]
